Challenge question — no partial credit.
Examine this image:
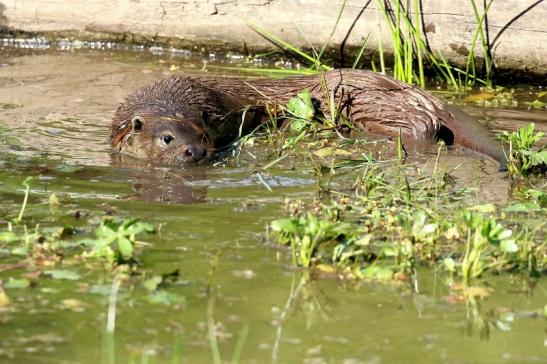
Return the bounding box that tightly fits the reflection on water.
[0,45,545,363]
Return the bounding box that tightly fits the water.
[0,44,546,363]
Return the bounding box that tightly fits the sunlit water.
[0,44,546,363]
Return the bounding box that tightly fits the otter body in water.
[111,69,506,168]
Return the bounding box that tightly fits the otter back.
[112,69,506,168]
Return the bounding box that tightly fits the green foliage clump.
[81,218,155,263]
[500,123,546,179]
[268,155,546,284]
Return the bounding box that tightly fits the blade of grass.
[205,64,318,76]
[256,172,273,192]
[405,24,413,83]
[413,0,425,87]
[469,0,494,85]
[207,294,221,364]
[230,325,250,364]
[318,0,348,60]
[352,33,370,69]
[14,177,32,224]
[374,0,386,74]
[249,23,331,71]
[436,51,460,90]
[262,154,290,170]
[464,0,494,86]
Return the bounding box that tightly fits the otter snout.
[177,145,208,163]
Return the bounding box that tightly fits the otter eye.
[162,135,174,145]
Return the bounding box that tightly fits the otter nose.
[183,145,208,161]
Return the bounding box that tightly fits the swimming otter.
[111,76,261,164]
[111,69,506,168]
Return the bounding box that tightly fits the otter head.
[115,114,213,165]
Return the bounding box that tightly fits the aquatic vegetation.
[80,218,155,263]
[271,213,357,268]
[0,178,155,266]
[462,86,518,107]
[286,90,315,123]
[0,178,76,261]
[524,91,547,109]
[268,151,545,285]
[459,211,517,284]
[500,123,546,179]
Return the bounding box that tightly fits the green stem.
[413,0,425,87]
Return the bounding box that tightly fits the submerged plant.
[0,178,76,258]
[81,218,155,263]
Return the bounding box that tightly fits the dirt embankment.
[0,0,545,76]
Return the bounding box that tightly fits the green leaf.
[523,99,547,109]
[529,150,547,167]
[270,219,298,233]
[4,278,30,289]
[147,291,185,305]
[286,90,315,120]
[289,118,309,132]
[504,202,539,212]
[49,193,60,210]
[500,239,518,253]
[381,246,398,257]
[117,236,134,260]
[124,220,155,236]
[80,218,154,263]
[313,147,335,158]
[0,231,21,243]
[443,257,456,273]
[143,276,163,292]
[495,320,512,332]
[361,265,394,281]
[95,226,117,243]
[45,270,81,280]
[468,203,496,213]
[497,229,513,240]
[11,247,28,256]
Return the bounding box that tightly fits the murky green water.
[0,44,546,363]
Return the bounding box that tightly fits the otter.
[111,76,261,164]
[111,69,506,169]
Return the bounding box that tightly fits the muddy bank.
[0,0,545,77]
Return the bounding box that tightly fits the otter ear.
[131,116,143,132]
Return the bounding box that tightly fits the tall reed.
[248,0,496,89]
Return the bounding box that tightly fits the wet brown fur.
[112,69,506,167]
